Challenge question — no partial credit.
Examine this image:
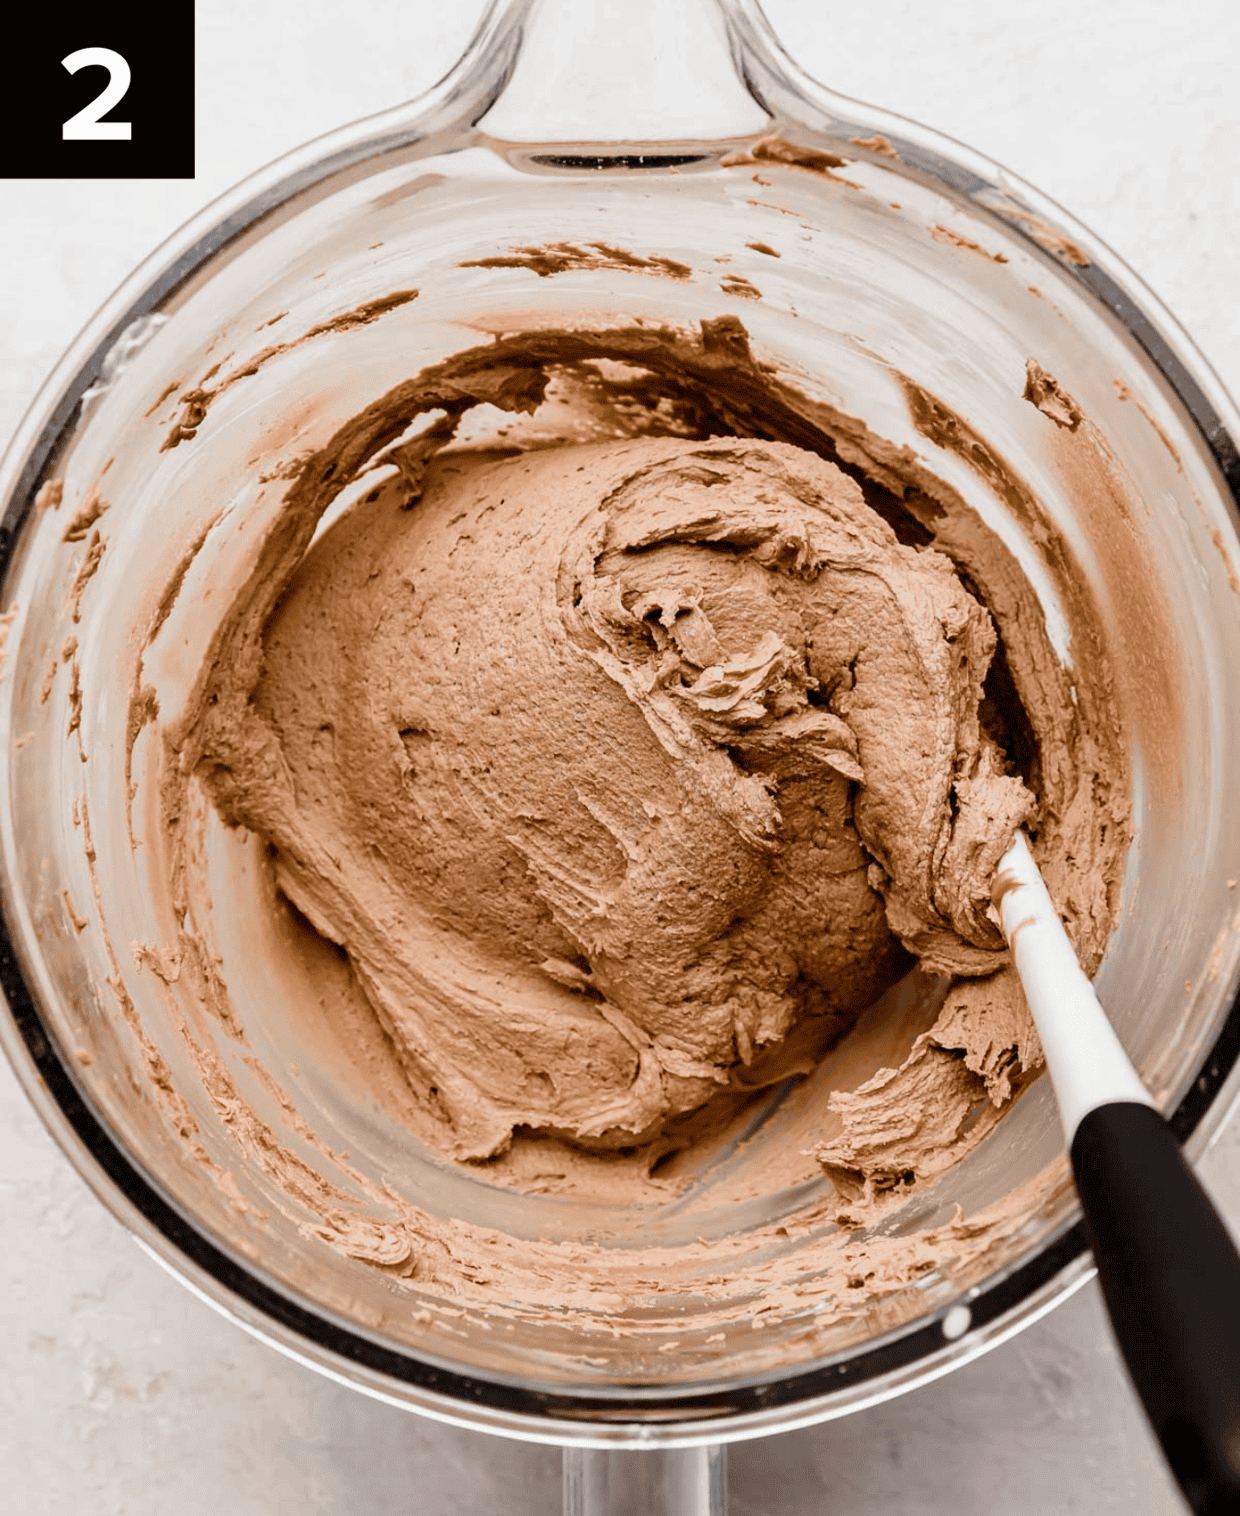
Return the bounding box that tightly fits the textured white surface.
[2,1,1238,1510]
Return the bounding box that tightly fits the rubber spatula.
[994,830,1240,1516]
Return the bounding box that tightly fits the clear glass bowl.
[2,0,1240,1451]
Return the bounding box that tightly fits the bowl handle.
[563,1444,728,1516]
[471,0,769,142]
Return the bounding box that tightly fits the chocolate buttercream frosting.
[165,315,1127,1202]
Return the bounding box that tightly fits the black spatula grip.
[1071,1101,1240,1514]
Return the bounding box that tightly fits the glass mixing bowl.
[2,0,1240,1469]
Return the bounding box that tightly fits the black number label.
[61,47,132,141]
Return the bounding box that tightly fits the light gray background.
[2,1,1238,1511]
